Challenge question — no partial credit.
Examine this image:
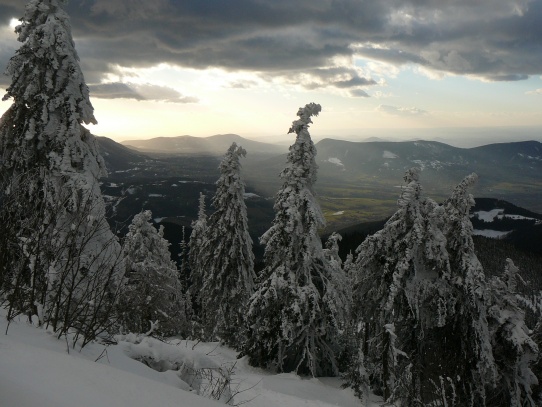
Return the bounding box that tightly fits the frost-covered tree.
[188,192,207,315]
[198,143,255,345]
[348,168,444,402]
[323,232,351,329]
[118,210,189,337]
[440,173,496,404]
[532,321,542,405]
[242,103,345,376]
[0,0,122,340]
[348,171,497,405]
[486,259,539,407]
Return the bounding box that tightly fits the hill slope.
[121,134,286,156]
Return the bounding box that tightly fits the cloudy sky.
[1,0,541,144]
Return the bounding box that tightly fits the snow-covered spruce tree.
[348,170,497,405]
[440,173,496,404]
[0,0,122,340]
[324,232,357,381]
[242,103,346,376]
[486,259,539,406]
[188,192,207,317]
[198,143,255,345]
[323,232,351,327]
[118,210,189,337]
[532,321,542,405]
[348,168,445,402]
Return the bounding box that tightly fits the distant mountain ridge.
[96,136,149,172]
[239,138,542,228]
[312,138,542,189]
[97,135,542,230]
[121,134,286,156]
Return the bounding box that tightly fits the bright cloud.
[377,105,428,117]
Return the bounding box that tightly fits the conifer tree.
[440,173,496,404]
[348,171,498,405]
[323,232,351,329]
[198,143,255,345]
[486,259,539,406]
[0,0,122,339]
[178,226,189,289]
[242,103,345,376]
[118,210,189,337]
[188,192,207,315]
[349,168,444,402]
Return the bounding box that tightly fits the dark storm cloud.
[1,0,541,87]
[266,67,377,93]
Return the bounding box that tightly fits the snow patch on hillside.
[472,209,540,224]
[244,192,260,199]
[498,213,541,223]
[473,209,504,222]
[411,159,448,170]
[326,157,345,169]
[383,150,398,159]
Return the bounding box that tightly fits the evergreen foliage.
[188,192,207,317]
[0,0,122,342]
[439,173,497,405]
[118,210,189,337]
[242,103,346,377]
[347,170,521,405]
[486,259,539,406]
[198,143,255,345]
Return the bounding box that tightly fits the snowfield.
[472,209,542,224]
[473,209,505,222]
[0,312,375,407]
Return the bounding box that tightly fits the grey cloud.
[334,77,377,89]
[486,74,529,82]
[271,67,377,91]
[0,0,541,85]
[88,82,198,103]
[350,89,370,98]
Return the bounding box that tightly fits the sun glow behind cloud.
[1,0,542,145]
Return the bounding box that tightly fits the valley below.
[99,134,542,234]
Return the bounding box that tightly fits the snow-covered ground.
[473,209,505,222]
[0,312,375,407]
[472,209,541,223]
